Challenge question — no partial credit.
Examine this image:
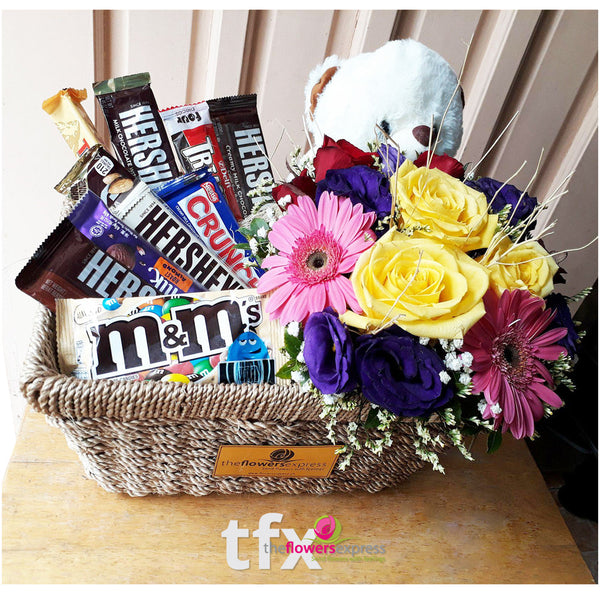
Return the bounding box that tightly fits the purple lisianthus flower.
[304,308,357,394]
[355,326,453,417]
[466,177,537,226]
[545,293,579,357]
[378,144,406,177]
[315,165,392,222]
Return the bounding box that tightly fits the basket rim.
[19,306,359,423]
[21,306,439,426]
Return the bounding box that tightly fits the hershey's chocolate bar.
[207,94,274,219]
[93,72,179,187]
[109,181,246,291]
[16,219,157,312]
[69,190,206,295]
[57,146,245,291]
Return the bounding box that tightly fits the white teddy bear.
[304,39,464,160]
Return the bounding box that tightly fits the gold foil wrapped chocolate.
[42,88,102,156]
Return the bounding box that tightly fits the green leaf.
[462,424,480,437]
[364,407,380,430]
[486,430,503,454]
[250,218,269,236]
[234,243,251,251]
[238,227,253,240]
[276,360,295,380]
[284,330,302,358]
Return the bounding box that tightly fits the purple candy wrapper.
[69,190,206,295]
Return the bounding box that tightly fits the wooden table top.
[2,406,594,584]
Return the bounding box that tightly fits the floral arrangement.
[238,134,589,472]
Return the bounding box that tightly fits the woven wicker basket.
[20,306,450,496]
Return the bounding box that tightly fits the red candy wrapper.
[160,102,242,221]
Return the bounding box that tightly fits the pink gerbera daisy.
[462,288,568,439]
[257,192,376,324]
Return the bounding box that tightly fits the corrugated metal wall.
[2,9,598,435]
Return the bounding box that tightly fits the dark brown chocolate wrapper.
[207,94,274,219]
[16,218,157,312]
[93,72,179,188]
[55,144,135,207]
[56,145,246,292]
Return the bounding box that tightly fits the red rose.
[414,152,465,180]
[313,136,377,183]
[272,170,317,206]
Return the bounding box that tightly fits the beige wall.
[2,10,598,451]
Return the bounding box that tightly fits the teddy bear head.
[305,39,464,160]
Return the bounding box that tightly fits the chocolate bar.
[15,219,157,312]
[153,169,263,287]
[56,146,245,291]
[69,190,206,295]
[108,179,247,291]
[55,144,135,205]
[159,102,213,172]
[160,102,242,220]
[93,72,179,187]
[42,88,102,156]
[56,291,286,383]
[207,94,274,219]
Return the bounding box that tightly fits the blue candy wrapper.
[154,169,263,288]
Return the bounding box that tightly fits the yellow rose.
[390,160,498,252]
[479,236,558,297]
[341,229,489,339]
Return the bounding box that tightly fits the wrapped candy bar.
[108,179,247,290]
[160,102,242,220]
[93,72,179,187]
[42,88,102,156]
[153,169,263,287]
[207,94,275,219]
[15,219,157,312]
[68,190,206,295]
[55,144,135,205]
[56,290,286,384]
[56,145,246,291]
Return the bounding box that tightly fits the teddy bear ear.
[304,54,345,119]
[309,66,339,116]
